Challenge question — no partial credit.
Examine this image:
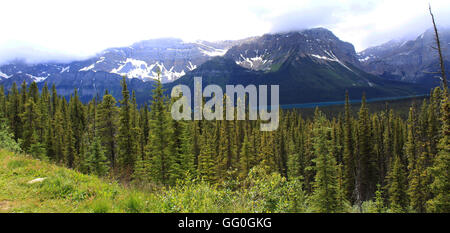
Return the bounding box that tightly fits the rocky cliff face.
[357,28,450,85]
[225,28,360,72]
[169,28,426,105]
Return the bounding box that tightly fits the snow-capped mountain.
[168,28,425,105]
[357,28,450,85]
[0,28,430,104]
[79,38,237,83]
[225,28,360,72]
[0,38,239,85]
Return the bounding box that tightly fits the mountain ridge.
[0,27,438,104]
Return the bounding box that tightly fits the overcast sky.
[0,0,449,64]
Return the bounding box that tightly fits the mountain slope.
[0,148,259,213]
[0,38,241,85]
[358,28,450,86]
[168,29,427,104]
[0,28,433,105]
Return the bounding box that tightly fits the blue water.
[280,94,429,109]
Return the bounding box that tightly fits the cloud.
[265,0,450,51]
[0,41,92,64]
[267,0,378,34]
[0,0,449,64]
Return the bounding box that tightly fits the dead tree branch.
[429,4,448,91]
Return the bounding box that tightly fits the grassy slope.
[0,149,127,213]
[0,149,253,213]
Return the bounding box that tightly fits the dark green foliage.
[145,76,174,185]
[85,137,110,177]
[0,80,447,213]
[308,111,348,212]
[117,77,137,175]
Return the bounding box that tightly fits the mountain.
[77,38,240,83]
[168,28,426,104]
[357,28,450,86]
[0,38,243,103]
[0,38,240,84]
[0,28,432,105]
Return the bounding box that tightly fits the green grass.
[0,149,254,213]
[0,149,126,212]
[0,149,392,213]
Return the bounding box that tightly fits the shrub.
[246,165,306,213]
[91,199,111,213]
[0,120,22,153]
[124,192,144,213]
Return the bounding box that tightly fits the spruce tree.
[117,77,137,175]
[386,155,408,212]
[171,118,195,183]
[197,125,217,183]
[20,97,40,153]
[0,85,5,119]
[239,133,254,179]
[427,88,450,213]
[406,106,427,212]
[357,93,375,201]
[343,91,355,201]
[85,137,110,176]
[7,83,22,140]
[97,93,118,169]
[145,75,174,185]
[309,111,346,213]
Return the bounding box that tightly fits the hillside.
[0,149,256,213]
[358,27,450,86]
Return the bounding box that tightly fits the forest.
[0,75,448,213]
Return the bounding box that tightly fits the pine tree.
[20,97,40,153]
[28,82,39,103]
[216,102,237,182]
[405,106,428,212]
[117,77,137,175]
[427,88,450,213]
[371,184,386,213]
[197,125,217,182]
[69,90,86,169]
[386,155,408,212]
[309,111,346,213]
[259,131,277,173]
[239,133,254,179]
[170,114,195,183]
[97,93,118,169]
[0,85,6,119]
[29,131,47,160]
[343,91,355,201]
[85,137,110,176]
[356,93,375,201]
[145,75,174,185]
[52,101,66,164]
[7,83,22,140]
[63,100,76,168]
[51,84,58,117]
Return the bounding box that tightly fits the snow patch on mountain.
[235,54,272,70]
[0,70,11,79]
[187,61,197,71]
[110,58,186,82]
[26,73,49,82]
[60,66,70,73]
[96,57,105,64]
[310,50,354,72]
[198,47,228,57]
[79,63,95,72]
